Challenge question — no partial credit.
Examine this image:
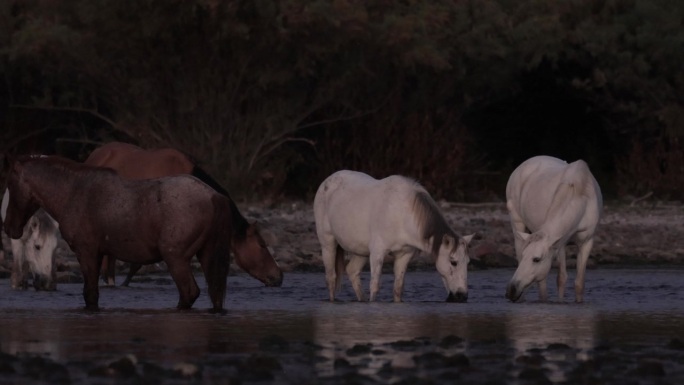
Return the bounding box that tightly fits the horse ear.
[259,227,277,245]
[442,234,455,248]
[516,231,530,242]
[461,233,476,245]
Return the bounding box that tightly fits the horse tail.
[204,195,232,312]
[562,160,592,194]
[191,165,230,197]
[191,165,250,237]
[546,160,593,225]
[334,244,345,293]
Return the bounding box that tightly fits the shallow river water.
[1,268,683,384]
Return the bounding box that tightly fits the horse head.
[232,223,283,287]
[4,159,41,239]
[506,231,557,302]
[434,233,474,303]
[24,212,59,291]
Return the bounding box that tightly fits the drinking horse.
[3,155,232,312]
[2,189,59,290]
[505,155,602,303]
[84,141,282,287]
[314,170,475,302]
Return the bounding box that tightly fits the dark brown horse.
[85,142,283,287]
[3,155,231,312]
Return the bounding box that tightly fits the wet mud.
[1,268,684,384]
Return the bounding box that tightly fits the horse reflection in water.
[85,141,282,288]
[1,189,59,291]
[506,307,597,383]
[313,304,471,380]
[3,155,232,312]
[314,170,475,303]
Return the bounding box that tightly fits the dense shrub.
[1,0,682,200]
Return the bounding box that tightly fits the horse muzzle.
[446,291,468,303]
[505,283,523,302]
[263,272,284,287]
[32,274,56,291]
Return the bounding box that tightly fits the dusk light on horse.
[3,155,233,312]
[84,141,283,288]
[505,155,602,303]
[2,188,59,291]
[314,170,475,303]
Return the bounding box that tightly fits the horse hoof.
[208,308,226,315]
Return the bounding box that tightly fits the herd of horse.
[0,142,602,312]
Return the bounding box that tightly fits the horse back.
[507,156,602,235]
[314,170,427,255]
[67,174,219,263]
[85,142,194,180]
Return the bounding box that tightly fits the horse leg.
[557,246,568,301]
[76,251,102,311]
[574,238,594,303]
[508,201,529,301]
[165,257,200,310]
[368,246,387,302]
[537,279,548,302]
[320,238,340,302]
[197,243,229,313]
[345,254,367,301]
[10,240,28,290]
[507,200,527,260]
[100,255,117,286]
[392,251,413,303]
[121,263,143,287]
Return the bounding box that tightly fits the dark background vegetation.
[0,0,682,202]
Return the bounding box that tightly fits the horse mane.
[190,165,249,238]
[412,190,458,257]
[33,209,59,234]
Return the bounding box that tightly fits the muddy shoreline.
[254,200,684,272]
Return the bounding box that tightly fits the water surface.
[1,268,683,384]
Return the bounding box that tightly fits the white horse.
[2,188,59,290]
[505,155,602,303]
[314,170,475,303]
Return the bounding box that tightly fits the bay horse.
[3,155,232,312]
[84,141,282,287]
[314,170,475,303]
[505,155,602,303]
[2,188,59,291]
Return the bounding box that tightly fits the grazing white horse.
[314,170,475,303]
[2,188,59,290]
[505,156,602,303]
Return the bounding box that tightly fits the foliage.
[1,0,683,200]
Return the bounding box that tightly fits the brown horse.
[3,155,231,312]
[84,141,283,287]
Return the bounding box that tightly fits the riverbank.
[2,200,684,281]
